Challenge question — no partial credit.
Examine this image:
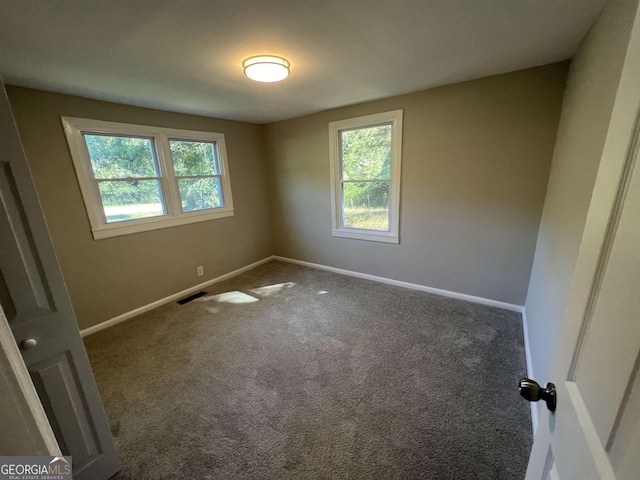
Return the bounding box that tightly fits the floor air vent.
[177,291,207,305]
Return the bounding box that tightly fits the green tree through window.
[169,140,223,212]
[64,117,235,239]
[340,124,391,230]
[85,134,163,222]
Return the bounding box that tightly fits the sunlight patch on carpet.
[250,282,296,297]
[199,291,259,304]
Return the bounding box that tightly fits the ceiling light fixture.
[242,55,290,82]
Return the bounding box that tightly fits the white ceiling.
[0,1,605,124]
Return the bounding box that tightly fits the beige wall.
[6,62,569,330]
[6,87,273,330]
[525,0,639,390]
[265,64,568,305]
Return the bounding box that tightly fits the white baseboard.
[80,256,275,337]
[273,256,523,312]
[521,307,538,434]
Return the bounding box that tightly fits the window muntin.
[329,110,402,244]
[62,117,234,239]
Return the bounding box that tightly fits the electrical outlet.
[197,266,204,277]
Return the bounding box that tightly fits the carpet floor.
[84,260,532,479]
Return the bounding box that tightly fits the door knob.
[20,338,37,350]
[519,378,556,412]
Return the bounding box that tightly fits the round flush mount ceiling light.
[243,55,290,82]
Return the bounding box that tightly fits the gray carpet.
[84,260,532,479]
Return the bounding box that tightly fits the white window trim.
[61,117,234,240]
[329,109,403,244]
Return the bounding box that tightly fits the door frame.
[0,304,59,455]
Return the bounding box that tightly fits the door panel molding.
[567,108,640,381]
[606,350,640,451]
[565,382,615,479]
[0,162,54,321]
[30,352,102,466]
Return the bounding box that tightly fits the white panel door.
[525,7,640,479]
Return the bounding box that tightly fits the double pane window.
[63,118,234,239]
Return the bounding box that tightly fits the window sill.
[332,229,399,244]
[92,209,234,240]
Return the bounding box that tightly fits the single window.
[84,134,165,223]
[329,110,403,243]
[62,118,234,239]
[168,140,223,213]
